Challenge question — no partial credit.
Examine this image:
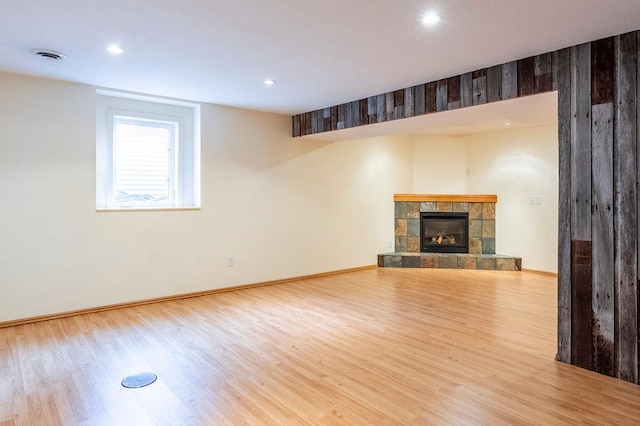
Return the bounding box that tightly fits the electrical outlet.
[227,257,235,267]
[388,239,393,249]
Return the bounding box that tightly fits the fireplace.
[379,194,521,270]
[421,212,469,253]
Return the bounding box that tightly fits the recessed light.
[264,79,276,86]
[505,122,512,126]
[422,12,441,25]
[107,45,124,55]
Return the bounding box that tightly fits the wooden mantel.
[394,194,498,203]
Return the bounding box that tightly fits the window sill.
[96,206,200,213]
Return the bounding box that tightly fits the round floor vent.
[121,372,157,389]
[30,49,67,61]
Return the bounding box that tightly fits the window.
[112,115,177,207]
[96,91,200,210]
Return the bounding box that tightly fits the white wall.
[0,72,413,322]
[465,125,558,273]
[412,135,468,194]
[411,124,559,273]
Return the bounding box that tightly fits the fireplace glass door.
[420,212,469,253]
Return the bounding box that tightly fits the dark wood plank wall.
[614,32,638,382]
[292,30,640,385]
[292,58,556,137]
[293,53,556,136]
[556,48,572,365]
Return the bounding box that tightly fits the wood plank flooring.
[2,268,640,425]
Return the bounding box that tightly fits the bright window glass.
[113,117,176,207]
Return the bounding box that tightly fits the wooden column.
[614,31,638,382]
[556,47,572,364]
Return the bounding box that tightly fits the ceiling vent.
[30,49,67,61]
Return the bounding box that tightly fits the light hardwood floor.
[2,268,640,425]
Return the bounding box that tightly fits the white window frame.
[96,90,200,210]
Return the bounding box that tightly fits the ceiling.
[1,1,638,116]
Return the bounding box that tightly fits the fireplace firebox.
[420,212,469,253]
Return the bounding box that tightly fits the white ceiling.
[1,0,638,115]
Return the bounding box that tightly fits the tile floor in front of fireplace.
[377,252,522,271]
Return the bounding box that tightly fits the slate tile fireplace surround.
[378,194,521,271]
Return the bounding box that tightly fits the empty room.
[2,1,640,424]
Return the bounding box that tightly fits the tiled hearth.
[378,194,521,271]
